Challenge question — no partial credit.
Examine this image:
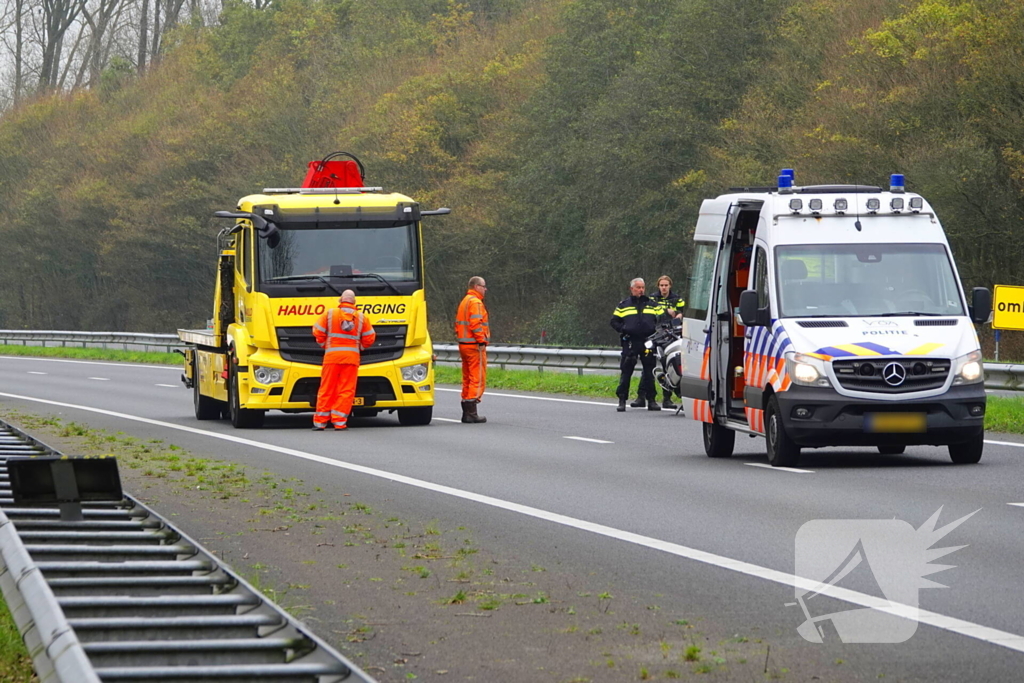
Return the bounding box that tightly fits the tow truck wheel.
[877,445,906,455]
[703,420,735,458]
[766,395,800,468]
[398,406,432,426]
[228,359,265,428]
[948,432,983,464]
[191,357,225,420]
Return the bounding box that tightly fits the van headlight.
[252,365,283,385]
[953,350,983,385]
[785,352,831,387]
[401,363,429,383]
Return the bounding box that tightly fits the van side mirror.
[969,287,991,324]
[739,290,768,327]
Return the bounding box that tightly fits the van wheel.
[948,432,983,464]
[193,359,225,420]
[703,421,735,458]
[398,406,432,426]
[766,395,800,467]
[228,360,265,428]
[877,445,906,455]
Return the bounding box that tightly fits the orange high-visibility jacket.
[313,302,376,364]
[455,290,489,345]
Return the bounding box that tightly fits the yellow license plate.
[864,412,926,433]
[353,397,364,406]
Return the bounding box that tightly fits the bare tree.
[38,0,86,89]
[79,0,122,86]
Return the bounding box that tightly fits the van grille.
[277,325,407,365]
[832,358,950,393]
[796,320,848,328]
[914,319,958,326]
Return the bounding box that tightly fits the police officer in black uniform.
[610,278,662,412]
[651,275,685,409]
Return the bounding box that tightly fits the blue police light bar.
[778,174,794,194]
[890,173,905,193]
[781,168,795,180]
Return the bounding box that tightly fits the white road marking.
[985,439,1024,448]
[155,384,178,388]
[1008,503,1024,508]
[0,356,179,370]
[1,391,1020,655]
[436,386,616,407]
[745,463,814,474]
[88,377,110,381]
[433,417,461,423]
[564,436,613,444]
[27,371,47,375]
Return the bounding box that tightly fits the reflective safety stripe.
[361,330,374,337]
[314,324,326,333]
[329,332,360,340]
[325,345,358,353]
[315,411,330,417]
[331,410,348,417]
[470,314,483,319]
[457,337,477,343]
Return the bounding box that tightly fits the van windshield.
[775,243,965,317]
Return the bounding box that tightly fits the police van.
[678,171,991,466]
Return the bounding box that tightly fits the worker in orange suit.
[455,276,489,423]
[311,290,375,430]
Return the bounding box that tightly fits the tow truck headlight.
[252,365,283,385]
[953,350,983,385]
[401,363,429,383]
[785,352,831,387]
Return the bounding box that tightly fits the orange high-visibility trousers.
[459,343,487,401]
[314,363,359,429]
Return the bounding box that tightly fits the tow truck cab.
[678,171,991,466]
[179,155,447,428]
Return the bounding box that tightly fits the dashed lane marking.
[564,436,613,444]
[155,384,178,388]
[436,387,615,407]
[0,390,1020,656]
[27,371,47,375]
[745,463,814,474]
[433,417,461,423]
[88,377,110,381]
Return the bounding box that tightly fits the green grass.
[0,343,178,365]
[984,395,1024,433]
[0,598,35,682]
[5,345,1024,434]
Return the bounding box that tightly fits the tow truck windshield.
[776,243,965,318]
[257,225,420,293]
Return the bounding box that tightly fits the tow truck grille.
[277,325,407,365]
[832,358,951,393]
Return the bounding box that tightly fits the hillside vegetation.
[1,0,1022,353]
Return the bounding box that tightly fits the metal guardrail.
[0,329,1021,390]
[0,419,376,683]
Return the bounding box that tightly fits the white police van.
[678,171,991,466]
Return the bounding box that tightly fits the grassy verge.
[3,346,1022,434]
[0,597,35,682]
[0,344,178,365]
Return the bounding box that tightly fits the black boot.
[629,396,646,408]
[662,396,678,410]
[617,399,626,412]
[647,399,662,411]
[462,400,487,424]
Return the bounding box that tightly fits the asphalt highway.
[2,354,1024,681]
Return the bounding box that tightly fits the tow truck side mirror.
[969,287,992,324]
[739,290,768,327]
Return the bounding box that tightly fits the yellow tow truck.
[178,153,448,428]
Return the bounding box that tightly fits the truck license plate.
[864,412,926,433]
[353,397,364,406]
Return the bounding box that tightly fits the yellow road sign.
[993,284,1024,330]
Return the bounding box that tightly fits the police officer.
[610,278,661,412]
[652,275,685,409]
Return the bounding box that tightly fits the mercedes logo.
[882,362,906,386]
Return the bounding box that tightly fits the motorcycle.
[645,319,683,410]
